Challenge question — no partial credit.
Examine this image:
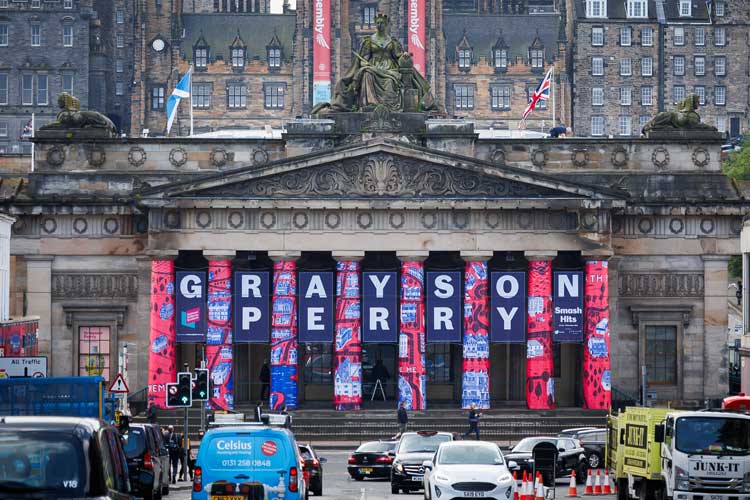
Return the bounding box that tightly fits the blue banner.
[490,271,526,343]
[233,272,270,343]
[553,271,584,342]
[426,272,462,343]
[362,272,398,343]
[298,272,334,343]
[175,271,206,343]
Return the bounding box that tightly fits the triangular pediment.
[140,140,625,203]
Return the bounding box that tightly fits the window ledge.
[630,305,693,328]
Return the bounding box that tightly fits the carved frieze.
[619,273,704,298]
[52,273,138,301]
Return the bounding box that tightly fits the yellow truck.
[607,407,750,500]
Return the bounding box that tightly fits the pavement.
[166,450,618,500]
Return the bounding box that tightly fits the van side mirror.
[319,457,328,464]
[387,451,396,457]
[508,461,519,471]
[654,424,665,443]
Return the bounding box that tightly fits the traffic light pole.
[183,406,189,479]
[200,352,206,432]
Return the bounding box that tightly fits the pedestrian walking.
[462,403,481,440]
[178,432,188,481]
[397,401,408,434]
[165,425,181,483]
[281,405,292,429]
[145,397,158,424]
[259,359,271,401]
[254,400,264,423]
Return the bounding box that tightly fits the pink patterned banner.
[148,260,176,409]
[270,260,298,410]
[207,261,233,410]
[583,261,611,409]
[526,260,554,410]
[462,261,490,409]
[398,261,426,410]
[334,261,362,410]
[408,0,427,75]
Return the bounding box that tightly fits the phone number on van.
[221,459,272,467]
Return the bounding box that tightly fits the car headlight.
[743,472,750,492]
[675,466,689,491]
[434,474,450,483]
[497,474,513,483]
[394,462,404,473]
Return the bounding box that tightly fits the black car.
[143,424,170,496]
[299,443,327,496]
[504,436,587,482]
[347,440,397,480]
[122,423,167,500]
[560,428,607,470]
[0,416,134,499]
[390,431,454,494]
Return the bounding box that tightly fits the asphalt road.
[169,450,618,500]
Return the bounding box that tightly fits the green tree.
[723,134,750,180]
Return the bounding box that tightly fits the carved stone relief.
[619,273,704,297]
[52,273,138,301]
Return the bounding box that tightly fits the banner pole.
[189,66,194,137]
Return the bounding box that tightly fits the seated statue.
[312,12,436,114]
[39,93,117,136]
[642,94,717,135]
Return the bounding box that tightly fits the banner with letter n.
[426,271,462,343]
[298,272,334,343]
[362,271,398,343]
[490,271,527,343]
[233,271,270,343]
[553,271,584,343]
[175,271,206,343]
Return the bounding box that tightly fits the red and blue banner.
[583,261,611,409]
[312,0,331,104]
[526,260,554,410]
[0,319,38,357]
[362,272,398,343]
[426,272,462,343]
[408,0,426,75]
[334,261,363,410]
[398,261,426,410]
[175,271,207,343]
[233,271,270,343]
[270,261,298,410]
[298,272,334,343]
[553,271,584,343]
[148,260,176,409]
[461,261,490,409]
[490,272,527,343]
[206,261,233,410]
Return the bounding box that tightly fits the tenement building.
[573,0,750,138]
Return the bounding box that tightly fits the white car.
[423,441,517,500]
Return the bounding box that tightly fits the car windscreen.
[0,430,87,498]
[511,438,555,453]
[674,417,750,456]
[356,441,395,453]
[122,428,147,458]
[439,445,503,465]
[398,434,452,454]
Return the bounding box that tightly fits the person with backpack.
[462,403,481,440]
[165,425,182,483]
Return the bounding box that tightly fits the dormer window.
[715,1,725,17]
[266,32,283,71]
[363,5,376,26]
[494,49,507,70]
[231,47,245,68]
[458,49,472,70]
[193,34,209,70]
[529,33,544,71]
[586,0,606,18]
[679,0,691,17]
[627,0,647,18]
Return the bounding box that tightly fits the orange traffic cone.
[514,472,520,500]
[593,470,603,495]
[521,471,529,500]
[535,477,545,500]
[603,471,612,495]
[525,472,534,500]
[584,470,594,496]
[568,471,579,497]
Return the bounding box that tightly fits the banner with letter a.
[312,0,331,105]
[583,261,611,409]
[408,0,426,76]
[298,272,334,343]
[206,261,233,410]
[148,260,176,409]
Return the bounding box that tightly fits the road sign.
[109,373,130,393]
[0,356,48,378]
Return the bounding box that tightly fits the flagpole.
[551,66,556,127]
[30,113,35,173]
[189,65,194,137]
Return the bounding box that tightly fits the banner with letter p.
[234,272,270,343]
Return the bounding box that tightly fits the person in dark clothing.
[145,397,158,424]
[372,359,390,399]
[254,400,264,423]
[281,405,292,429]
[188,431,204,481]
[549,125,571,138]
[397,402,408,434]
[165,425,182,483]
[462,403,481,440]
[259,360,271,401]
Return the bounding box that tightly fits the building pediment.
[139,140,626,205]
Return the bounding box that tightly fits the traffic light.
[193,368,209,401]
[176,371,192,407]
[166,382,181,408]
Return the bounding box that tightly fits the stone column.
[205,252,236,410]
[743,253,750,395]
[396,251,428,410]
[524,251,556,410]
[703,255,730,400]
[145,253,177,408]
[269,251,301,410]
[26,256,53,369]
[0,214,15,322]
[460,251,493,410]
[583,258,611,409]
[333,251,365,411]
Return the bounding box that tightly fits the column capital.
[203,250,237,261]
[460,251,494,262]
[268,250,302,262]
[524,250,557,260]
[581,249,614,259]
[332,251,365,262]
[396,251,430,262]
[145,250,179,260]
[702,254,731,263]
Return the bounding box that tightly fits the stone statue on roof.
[38,93,117,138]
[642,94,718,136]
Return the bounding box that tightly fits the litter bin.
[532,441,558,499]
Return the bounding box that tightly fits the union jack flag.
[521,67,553,123]
[21,118,33,139]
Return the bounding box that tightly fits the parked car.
[122,423,167,500]
[503,436,587,481]
[347,440,397,480]
[423,441,517,500]
[0,416,134,499]
[299,443,326,496]
[391,431,455,494]
[143,424,171,496]
[558,427,597,437]
[561,428,606,470]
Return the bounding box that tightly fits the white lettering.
[434,275,454,298]
[495,275,519,299]
[216,439,252,451]
[370,307,389,330]
[369,274,391,299]
[409,0,420,34]
[307,307,325,330]
[242,307,261,329]
[558,273,579,298]
[497,307,519,330]
[434,307,453,330]
[305,275,327,298]
[315,0,325,34]
[241,274,262,298]
[180,274,202,299]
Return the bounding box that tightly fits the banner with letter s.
[312,0,331,104]
[175,271,206,343]
[426,272,461,343]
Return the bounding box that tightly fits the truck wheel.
[617,480,628,500]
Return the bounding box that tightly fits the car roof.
[440,441,497,449]
[0,416,103,437]
[401,431,453,437]
[204,425,294,437]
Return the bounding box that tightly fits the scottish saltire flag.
[166,68,192,134]
[521,66,553,122]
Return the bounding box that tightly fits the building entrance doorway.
[362,344,398,402]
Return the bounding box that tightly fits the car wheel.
[144,491,153,500]
[576,463,588,484]
[162,483,170,496]
[392,483,400,494]
[352,474,364,481]
[617,479,628,500]
[588,453,601,469]
[313,480,322,496]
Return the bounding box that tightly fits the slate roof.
[575,0,659,20]
[663,0,710,21]
[443,13,561,63]
[181,13,296,63]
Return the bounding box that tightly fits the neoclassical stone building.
[3,116,743,410]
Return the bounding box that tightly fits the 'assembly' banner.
[175,271,206,343]
[553,271,584,342]
[298,272,334,343]
[490,271,526,343]
[408,0,426,75]
[426,272,462,343]
[312,0,331,104]
[233,272,270,343]
[362,272,398,342]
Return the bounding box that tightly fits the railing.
[610,385,639,412]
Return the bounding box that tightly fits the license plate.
[710,496,723,500]
[211,496,244,500]
[411,475,424,482]
[465,493,486,498]
[360,467,373,474]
